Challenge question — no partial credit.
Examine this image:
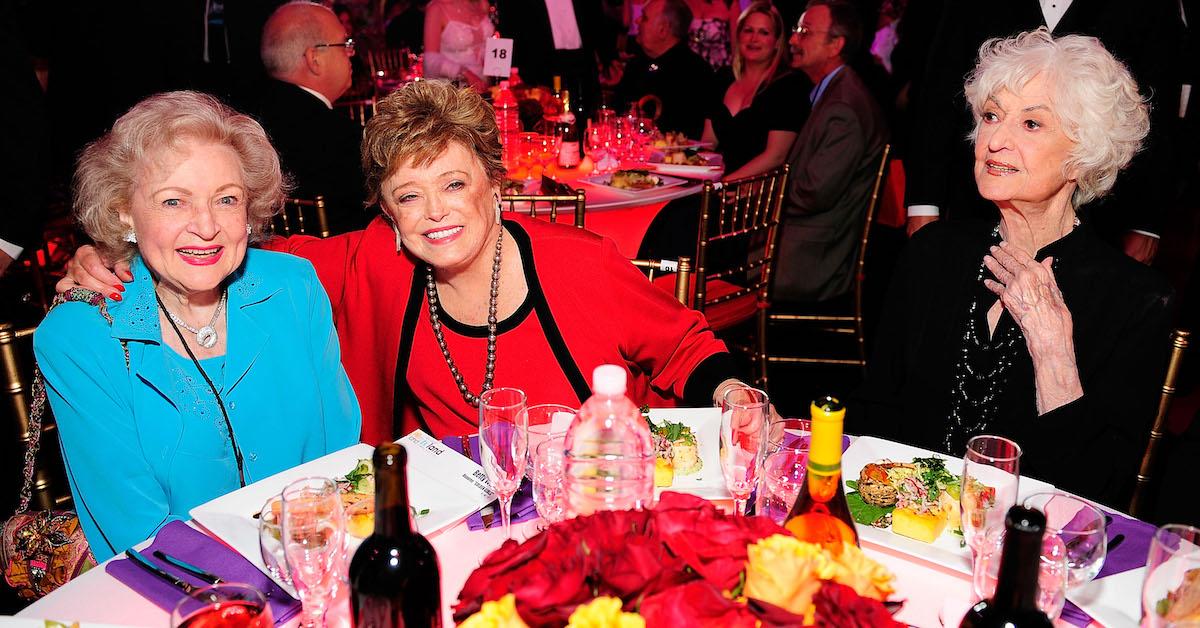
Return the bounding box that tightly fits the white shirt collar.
[1039,0,1073,32]
[297,84,333,109]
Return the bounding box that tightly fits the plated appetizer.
[1156,567,1200,623]
[657,149,713,166]
[337,459,428,538]
[846,456,982,544]
[643,406,703,487]
[609,169,663,191]
[653,131,696,148]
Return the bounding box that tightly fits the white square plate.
[842,436,1055,574]
[579,172,690,196]
[648,408,730,500]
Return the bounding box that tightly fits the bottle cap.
[808,396,845,473]
[592,364,627,395]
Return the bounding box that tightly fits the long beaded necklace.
[160,291,227,349]
[425,228,504,407]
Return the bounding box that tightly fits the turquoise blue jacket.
[34,250,361,562]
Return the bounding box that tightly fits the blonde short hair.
[732,1,787,81]
[964,28,1150,208]
[362,80,506,206]
[74,91,286,262]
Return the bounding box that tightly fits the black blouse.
[852,219,1174,507]
[707,69,811,174]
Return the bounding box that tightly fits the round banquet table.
[15,507,1101,628]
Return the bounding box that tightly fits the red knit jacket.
[269,214,732,443]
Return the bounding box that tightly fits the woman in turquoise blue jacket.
[34,92,361,562]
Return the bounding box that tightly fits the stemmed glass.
[1022,492,1107,588]
[257,495,292,588]
[280,477,345,628]
[479,387,528,540]
[523,403,575,481]
[170,583,272,628]
[961,435,1022,554]
[1141,524,1200,627]
[719,386,769,516]
[532,436,569,526]
[756,446,808,524]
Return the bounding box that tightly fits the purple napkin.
[1060,600,1092,626]
[106,520,300,624]
[440,434,538,531]
[1096,509,1156,579]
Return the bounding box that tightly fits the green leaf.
[846,480,859,490]
[846,490,894,526]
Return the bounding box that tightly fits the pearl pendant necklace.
[161,291,227,349]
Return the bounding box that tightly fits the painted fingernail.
[113,284,125,292]
[109,292,122,301]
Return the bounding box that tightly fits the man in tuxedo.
[773,0,886,303]
[497,0,613,117]
[903,0,1185,264]
[252,1,367,234]
[615,0,713,138]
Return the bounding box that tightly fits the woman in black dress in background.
[700,1,809,180]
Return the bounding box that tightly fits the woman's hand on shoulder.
[56,245,132,298]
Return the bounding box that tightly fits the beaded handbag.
[0,289,123,599]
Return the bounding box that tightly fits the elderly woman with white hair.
[34,91,361,562]
[854,29,1173,505]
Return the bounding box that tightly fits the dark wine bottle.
[349,443,443,627]
[557,89,580,169]
[784,396,859,549]
[960,506,1053,627]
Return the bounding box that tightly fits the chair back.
[1130,328,1190,518]
[694,165,788,314]
[629,257,692,306]
[366,48,410,80]
[336,98,375,130]
[1,322,68,511]
[848,142,892,356]
[501,189,587,229]
[275,196,332,238]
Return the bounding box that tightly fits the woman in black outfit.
[700,1,809,179]
[854,29,1173,507]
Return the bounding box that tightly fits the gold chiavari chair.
[1129,328,1190,519]
[764,144,892,381]
[335,97,376,131]
[500,188,587,229]
[274,196,332,238]
[691,165,789,386]
[1,322,70,511]
[629,257,692,306]
[366,48,409,81]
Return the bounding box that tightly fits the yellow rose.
[744,535,835,616]
[829,542,896,601]
[566,596,646,628]
[459,594,530,628]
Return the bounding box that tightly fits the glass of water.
[257,495,291,587]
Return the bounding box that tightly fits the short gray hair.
[658,0,693,42]
[261,1,335,79]
[964,28,1149,208]
[74,91,286,262]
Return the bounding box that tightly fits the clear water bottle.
[494,80,520,167]
[563,365,654,516]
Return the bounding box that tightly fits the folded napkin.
[1060,600,1092,627]
[107,520,300,624]
[440,434,538,531]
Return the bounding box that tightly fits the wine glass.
[961,435,1022,554]
[280,477,345,628]
[171,583,272,628]
[756,446,808,524]
[720,386,769,516]
[523,403,576,481]
[532,436,568,526]
[1022,492,1107,588]
[972,527,1069,620]
[1142,524,1200,627]
[479,387,528,540]
[257,495,292,588]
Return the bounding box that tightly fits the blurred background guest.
[701,1,810,180]
[683,0,740,70]
[773,0,886,303]
[0,10,49,277]
[251,1,368,234]
[615,0,713,138]
[35,91,361,562]
[422,0,492,91]
[855,30,1172,505]
[384,0,429,51]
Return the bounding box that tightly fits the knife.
[153,550,223,585]
[125,549,196,594]
[460,435,495,529]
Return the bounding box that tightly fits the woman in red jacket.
[64,80,745,443]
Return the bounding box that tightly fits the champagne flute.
[1022,492,1107,588]
[171,583,272,628]
[720,386,769,516]
[1142,524,1200,627]
[479,387,528,540]
[961,435,1022,554]
[281,477,345,628]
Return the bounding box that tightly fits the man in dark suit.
[903,0,1185,264]
[497,0,612,116]
[251,1,367,234]
[614,0,713,138]
[774,0,886,303]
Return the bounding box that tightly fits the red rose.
[639,580,760,628]
[812,582,904,628]
[655,492,789,589]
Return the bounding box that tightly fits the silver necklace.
[426,228,504,407]
[161,291,227,349]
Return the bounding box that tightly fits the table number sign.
[483,37,514,77]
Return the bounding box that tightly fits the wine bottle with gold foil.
[784,396,859,549]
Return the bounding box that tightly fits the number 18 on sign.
[483,38,513,78]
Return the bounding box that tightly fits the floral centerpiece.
[454,492,902,627]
